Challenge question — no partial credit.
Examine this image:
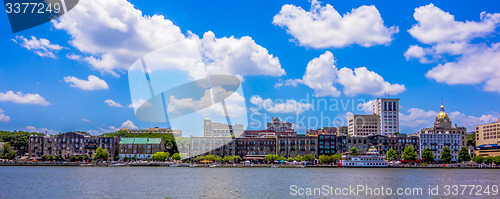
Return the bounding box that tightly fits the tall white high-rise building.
[373,98,399,136]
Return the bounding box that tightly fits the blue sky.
[0,0,499,136]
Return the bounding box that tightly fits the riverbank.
[1,161,499,169]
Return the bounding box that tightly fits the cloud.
[168,86,246,118]
[399,108,438,128]
[81,118,91,123]
[12,36,64,58]
[408,4,500,45]
[0,108,11,122]
[104,99,124,107]
[54,0,285,79]
[406,4,500,93]
[64,75,109,90]
[450,111,499,131]
[25,126,56,134]
[120,120,138,129]
[250,96,312,114]
[276,51,405,97]
[273,0,398,48]
[199,31,285,80]
[357,100,375,114]
[0,91,50,105]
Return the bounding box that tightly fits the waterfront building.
[318,134,337,156]
[474,119,500,157]
[373,98,400,136]
[242,129,296,138]
[338,126,348,136]
[276,135,317,158]
[204,117,244,137]
[236,137,276,161]
[188,136,236,158]
[348,115,380,137]
[118,137,164,159]
[410,104,465,161]
[267,117,294,133]
[121,127,182,137]
[84,137,119,159]
[306,127,337,136]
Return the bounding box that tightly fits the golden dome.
[437,111,448,119]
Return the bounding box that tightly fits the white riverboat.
[341,148,388,167]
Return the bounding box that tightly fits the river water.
[0,167,498,198]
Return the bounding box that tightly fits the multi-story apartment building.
[267,117,294,133]
[242,130,296,138]
[338,126,348,136]
[29,132,120,160]
[118,137,164,159]
[84,137,119,159]
[276,135,317,158]
[203,117,244,137]
[318,134,337,156]
[236,137,276,157]
[373,98,400,136]
[475,119,500,157]
[188,136,236,158]
[348,115,380,137]
[410,104,465,161]
[306,127,337,136]
[121,127,182,137]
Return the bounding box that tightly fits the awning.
[434,158,441,161]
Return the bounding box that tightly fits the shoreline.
[1,161,498,169]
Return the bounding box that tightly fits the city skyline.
[1,0,500,136]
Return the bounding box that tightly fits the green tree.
[70,155,77,162]
[232,155,242,163]
[265,154,279,162]
[402,146,417,161]
[48,155,54,161]
[41,155,47,161]
[386,148,398,161]
[172,153,181,161]
[303,154,315,162]
[350,147,359,154]
[215,156,223,163]
[152,152,166,161]
[492,156,500,165]
[441,147,452,163]
[467,132,476,147]
[458,146,470,162]
[0,143,17,160]
[332,154,342,163]
[123,156,129,161]
[54,155,61,161]
[294,155,303,162]
[421,148,434,163]
[287,157,294,162]
[319,155,333,164]
[485,156,494,164]
[95,147,109,160]
[222,156,233,163]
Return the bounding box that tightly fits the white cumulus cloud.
[406,4,500,93]
[104,99,124,107]
[25,126,56,134]
[273,0,398,48]
[64,75,109,90]
[276,51,405,97]
[120,120,138,129]
[0,91,50,105]
[54,0,285,79]
[0,108,11,122]
[250,96,312,114]
[12,36,64,58]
